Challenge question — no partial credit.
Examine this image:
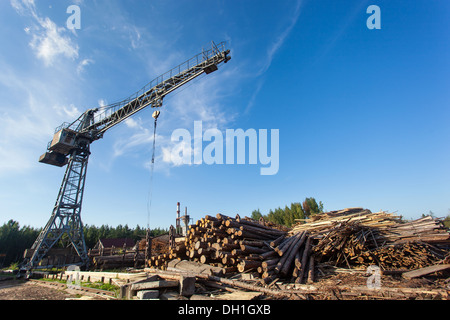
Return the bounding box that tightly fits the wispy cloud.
[11,0,79,66]
[106,67,237,174]
[0,72,70,173]
[245,78,265,115]
[77,58,94,74]
[52,104,81,119]
[123,24,143,50]
[311,1,368,66]
[242,0,303,115]
[0,2,95,175]
[30,17,79,66]
[257,0,303,75]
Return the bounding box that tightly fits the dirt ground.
[0,270,448,300]
[0,279,77,300]
[0,278,112,300]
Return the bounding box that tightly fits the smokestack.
[177,202,180,219]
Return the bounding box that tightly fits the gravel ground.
[0,279,76,300]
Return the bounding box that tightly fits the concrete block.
[137,290,159,300]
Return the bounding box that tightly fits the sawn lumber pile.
[149,213,316,284]
[291,208,450,270]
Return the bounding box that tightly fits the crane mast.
[22,42,230,273]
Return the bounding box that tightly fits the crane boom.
[40,42,230,167]
[86,42,230,138]
[22,42,230,274]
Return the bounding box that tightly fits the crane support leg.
[22,146,90,274]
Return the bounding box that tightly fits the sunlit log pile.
[148,213,318,283]
[290,208,450,270]
[147,209,449,281]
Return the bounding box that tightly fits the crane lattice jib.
[63,42,230,141]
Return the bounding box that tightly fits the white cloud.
[77,58,94,74]
[98,99,108,108]
[53,104,81,119]
[124,25,142,50]
[161,139,193,167]
[11,0,79,66]
[113,129,160,158]
[10,0,35,15]
[0,91,59,174]
[124,118,140,129]
[30,17,79,66]
[0,57,83,175]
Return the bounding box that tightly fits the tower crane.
[21,42,231,274]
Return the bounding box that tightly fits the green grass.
[83,281,119,292]
[38,277,119,293]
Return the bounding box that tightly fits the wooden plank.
[130,280,179,291]
[402,264,450,279]
[218,291,263,300]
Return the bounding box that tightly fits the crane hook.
[152,110,160,120]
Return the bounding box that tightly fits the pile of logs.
[311,221,447,269]
[291,208,449,245]
[148,213,316,283]
[138,236,171,256]
[294,208,450,270]
[90,243,148,270]
[91,235,172,270]
[136,208,450,300]
[370,242,447,270]
[382,216,450,244]
[291,208,401,237]
[92,251,145,270]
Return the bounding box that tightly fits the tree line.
[251,197,324,227]
[0,220,167,268]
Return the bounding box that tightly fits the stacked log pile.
[383,216,450,244]
[291,208,449,245]
[148,213,316,283]
[137,208,449,300]
[92,251,145,270]
[290,208,400,236]
[90,242,148,270]
[138,236,171,256]
[292,208,450,271]
[371,242,446,270]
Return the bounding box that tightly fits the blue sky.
[0,0,449,230]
